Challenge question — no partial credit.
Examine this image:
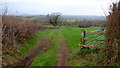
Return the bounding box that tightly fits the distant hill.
[61,15,106,21]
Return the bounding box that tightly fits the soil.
[11,38,52,67]
[56,40,69,66]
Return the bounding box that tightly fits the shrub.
[2,15,41,66]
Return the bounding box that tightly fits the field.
[62,19,82,22]
[15,26,105,66]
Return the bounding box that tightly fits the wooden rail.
[81,29,107,49]
[82,45,108,49]
[83,38,105,41]
[86,32,105,34]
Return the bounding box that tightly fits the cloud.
[2,0,116,16]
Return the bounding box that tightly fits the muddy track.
[56,40,69,66]
[12,38,52,67]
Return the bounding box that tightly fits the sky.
[1,0,118,16]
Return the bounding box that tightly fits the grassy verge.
[18,38,40,56]
[30,28,60,66]
[30,41,58,66]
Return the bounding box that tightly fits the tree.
[47,12,61,26]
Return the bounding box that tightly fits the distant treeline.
[60,20,106,27]
[15,15,106,28]
[16,15,106,21]
[61,15,106,21]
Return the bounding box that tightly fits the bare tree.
[47,12,61,26]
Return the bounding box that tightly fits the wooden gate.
[81,29,108,49]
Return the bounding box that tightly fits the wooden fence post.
[81,29,86,48]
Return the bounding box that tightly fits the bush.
[2,15,41,66]
[2,15,42,52]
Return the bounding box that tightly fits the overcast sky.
[1,0,118,16]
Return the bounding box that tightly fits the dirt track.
[5,38,70,67]
[12,38,52,67]
[56,40,69,66]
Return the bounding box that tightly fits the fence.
[81,29,108,49]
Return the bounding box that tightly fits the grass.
[58,26,102,65]
[29,26,103,66]
[30,41,58,66]
[17,26,104,66]
[18,31,43,56]
[62,19,90,22]
[44,25,55,27]
[19,38,39,55]
[63,19,82,22]
[23,17,35,20]
[30,28,60,66]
